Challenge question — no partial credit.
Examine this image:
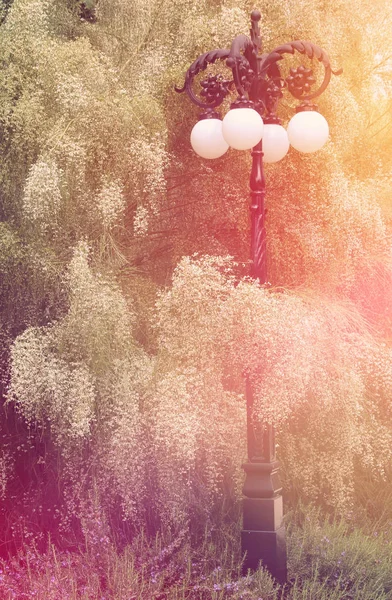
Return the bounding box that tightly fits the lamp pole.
[175,10,341,583]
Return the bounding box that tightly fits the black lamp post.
[175,10,341,583]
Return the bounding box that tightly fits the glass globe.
[222,108,264,151]
[262,124,290,163]
[287,110,329,153]
[190,118,229,159]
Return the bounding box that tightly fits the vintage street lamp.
[175,9,341,583]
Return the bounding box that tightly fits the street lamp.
[175,9,341,583]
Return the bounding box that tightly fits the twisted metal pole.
[241,131,286,582]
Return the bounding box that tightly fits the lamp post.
[175,10,341,583]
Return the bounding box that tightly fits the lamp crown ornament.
[175,10,342,158]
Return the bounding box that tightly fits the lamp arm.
[174,29,259,111]
[259,40,342,102]
[174,48,232,110]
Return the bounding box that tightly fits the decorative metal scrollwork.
[174,49,232,109]
[258,40,343,103]
[175,10,342,118]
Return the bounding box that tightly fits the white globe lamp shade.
[222,108,264,151]
[287,110,329,153]
[190,118,229,159]
[262,124,290,163]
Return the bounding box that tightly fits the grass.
[286,503,392,599]
[1,502,392,599]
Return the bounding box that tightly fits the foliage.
[287,503,392,599]
[1,505,392,599]
[0,0,391,562]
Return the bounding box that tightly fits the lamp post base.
[241,525,287,583]
[241,461,287,583]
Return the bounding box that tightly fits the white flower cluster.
[97,356,153,521]
[133,204,149,237]
[153,255,392,510]
[150,364,245,524]
[128,133,169,235]
[267,149,390,294]
[59,243,155,521]
[4,0,50,38]
[0,449,13,500]
[177,5,249,59]
[95,178,126,229]
[22,158,62,230]
[8,241,138,446]
[133,51,169,97]
[8,327,96,440]
[206,6,250,47]
[56,73,91,115]
[65,241,135,362]
[52,136,88,194]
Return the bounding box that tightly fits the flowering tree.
[0,0,391,544]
